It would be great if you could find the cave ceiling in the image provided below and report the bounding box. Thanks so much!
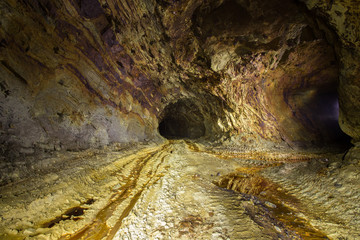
[0,0,359,154]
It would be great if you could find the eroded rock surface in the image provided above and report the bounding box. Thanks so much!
[1,0,360,239]
[299,0,360,141]
[1,0,356,158]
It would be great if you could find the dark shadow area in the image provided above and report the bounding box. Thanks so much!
[158,99,205,139]
[287,87,352,149]
[193,0,252,39]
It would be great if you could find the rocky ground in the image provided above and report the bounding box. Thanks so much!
[0,141,359,240]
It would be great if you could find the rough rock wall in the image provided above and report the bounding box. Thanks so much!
[0,0,163,154]
[165,0,348,148]
[298,0,360,143]
[0,0,230,156]
[0,0,355,156]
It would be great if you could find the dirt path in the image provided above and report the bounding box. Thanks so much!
[1,140,358,239]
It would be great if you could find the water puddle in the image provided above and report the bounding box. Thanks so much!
[41,199,96,228]
[214,172,329,239]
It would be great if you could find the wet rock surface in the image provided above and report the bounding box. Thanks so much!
[262,153,360,239]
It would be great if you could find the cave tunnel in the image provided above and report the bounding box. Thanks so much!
[298,88,351,146]
[1,0,360,239]
[158,99,206,139]
[284,84,352,149]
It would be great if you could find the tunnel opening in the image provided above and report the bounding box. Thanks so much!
[306,89,351,148]
[158,99,206,140]
[285,85,352,149]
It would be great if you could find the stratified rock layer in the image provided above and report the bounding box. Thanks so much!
[1,0,357,158]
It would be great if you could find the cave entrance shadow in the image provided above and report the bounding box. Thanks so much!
[158,99,205,140]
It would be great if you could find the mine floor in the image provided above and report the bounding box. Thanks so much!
[0,141,359,239]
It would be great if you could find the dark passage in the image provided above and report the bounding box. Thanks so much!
[158,99,205,139]
[285,86,352,149]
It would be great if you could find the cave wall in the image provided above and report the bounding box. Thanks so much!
[0,0,230,156]
[0,0,163,155]
[0,0,358,156]
[298,0,360,143]
[163,0,350,148]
